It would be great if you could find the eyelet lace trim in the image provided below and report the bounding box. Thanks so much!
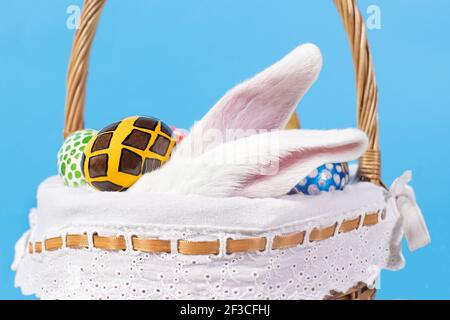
[28,211,383,256]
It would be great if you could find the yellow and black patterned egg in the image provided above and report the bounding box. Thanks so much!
[82,116,176,192]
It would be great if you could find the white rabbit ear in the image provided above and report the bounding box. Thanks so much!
[130,129,368,198]
[176,43,323,158]
[233,129,368,198]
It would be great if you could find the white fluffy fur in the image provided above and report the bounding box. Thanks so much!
[130,129,368,198]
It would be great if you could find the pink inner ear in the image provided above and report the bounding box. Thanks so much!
[197,75,313,153]
[237,143,361,196]
[209,76,302,131]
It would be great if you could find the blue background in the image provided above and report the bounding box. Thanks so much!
[0,0,449,300]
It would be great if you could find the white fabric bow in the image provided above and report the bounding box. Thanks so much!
[389,171,431,251]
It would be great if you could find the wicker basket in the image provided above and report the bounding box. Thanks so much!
[50,0,382,300]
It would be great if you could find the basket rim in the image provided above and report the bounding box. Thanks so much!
[28,210,382,256]
[33,175,387,235]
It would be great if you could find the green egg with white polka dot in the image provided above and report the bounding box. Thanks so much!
[57,129,98,187]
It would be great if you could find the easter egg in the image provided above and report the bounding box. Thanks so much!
[82,116,176,192]
[57,129,98,187]
[290,163,350,195]
[170,126,188,144]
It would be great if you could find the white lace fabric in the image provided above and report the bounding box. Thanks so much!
[15,205,404,300]
[13,172,430,300]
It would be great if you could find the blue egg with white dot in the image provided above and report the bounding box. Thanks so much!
[290,163,350,195]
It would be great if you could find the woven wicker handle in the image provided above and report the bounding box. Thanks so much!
[64,0,381,185]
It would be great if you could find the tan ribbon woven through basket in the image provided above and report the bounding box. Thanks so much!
[63,0,381,300]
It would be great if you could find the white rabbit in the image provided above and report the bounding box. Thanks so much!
[130,44,368,198]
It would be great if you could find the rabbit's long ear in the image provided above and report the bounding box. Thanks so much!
[232,129,368,198]
[130,129,368,198]
[176,43,323,158]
